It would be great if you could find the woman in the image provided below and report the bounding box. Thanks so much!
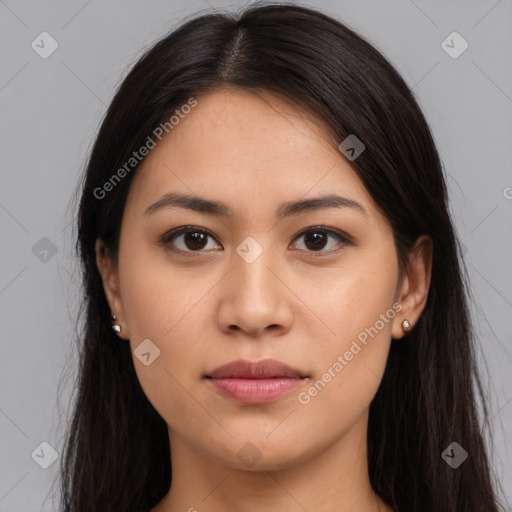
[60,3,504,511]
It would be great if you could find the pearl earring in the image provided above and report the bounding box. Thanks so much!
[111,314,122,334]
[401,319,412,333]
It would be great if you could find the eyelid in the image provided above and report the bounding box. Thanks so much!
[291,225,352,245]
[159,225,221,256]
[289,225,352,256]
[159,224,351,256]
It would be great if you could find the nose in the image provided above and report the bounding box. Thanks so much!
[216,241,294,338]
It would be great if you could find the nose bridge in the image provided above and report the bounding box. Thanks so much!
[218,232,292,335]
[232,233,280,301]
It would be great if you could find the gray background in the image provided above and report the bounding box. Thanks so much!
[1,0,511,509]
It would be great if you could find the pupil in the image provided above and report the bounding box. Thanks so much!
[306,231,327,251]
[185,232,207,250]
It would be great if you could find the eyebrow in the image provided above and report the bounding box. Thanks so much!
[143,192,367,220]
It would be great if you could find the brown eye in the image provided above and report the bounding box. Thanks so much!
[182,231,208,250]
[160,225,350,258]
[291,226,350,254]
[161,226,221,255]
[303,230,329,250]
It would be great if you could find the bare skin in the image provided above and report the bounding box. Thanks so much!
[96,87,432,512]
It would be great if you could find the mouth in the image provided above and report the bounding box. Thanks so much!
[204,358,309,404]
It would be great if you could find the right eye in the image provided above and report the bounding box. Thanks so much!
[159,226,222,256]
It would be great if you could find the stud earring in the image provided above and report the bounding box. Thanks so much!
[401,319,412,333]
[111,314,122,334]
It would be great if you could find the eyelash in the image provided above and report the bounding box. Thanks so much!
[159,225,352,258]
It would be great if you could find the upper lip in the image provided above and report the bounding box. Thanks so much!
[206,358,307,379]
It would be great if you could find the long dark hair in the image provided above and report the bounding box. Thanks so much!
[58,3,505,511]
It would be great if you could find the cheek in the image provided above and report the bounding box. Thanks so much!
[117,239,203,340]
[117,242,214,379]
[306,248,396,344]
[117,249,211,428]
[297,251,397,421]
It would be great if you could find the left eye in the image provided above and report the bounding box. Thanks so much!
[291,226,350,254]
[160,225,350,256]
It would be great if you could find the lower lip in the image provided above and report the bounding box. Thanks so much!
[207,377,305,404]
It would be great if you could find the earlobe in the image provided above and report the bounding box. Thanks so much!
[95,239,130,339]
[392,235,433,340]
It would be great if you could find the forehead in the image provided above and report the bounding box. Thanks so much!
[125,88,376,220]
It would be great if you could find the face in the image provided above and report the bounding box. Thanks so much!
[97,88,428,472]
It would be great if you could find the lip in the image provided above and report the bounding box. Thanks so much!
[205,358,309,404]
[207,358,307,379]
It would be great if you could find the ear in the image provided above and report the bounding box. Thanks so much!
[391,234,433,339]
[95,239,130,340]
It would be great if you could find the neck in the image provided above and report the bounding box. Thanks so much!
[152,410,393,512]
